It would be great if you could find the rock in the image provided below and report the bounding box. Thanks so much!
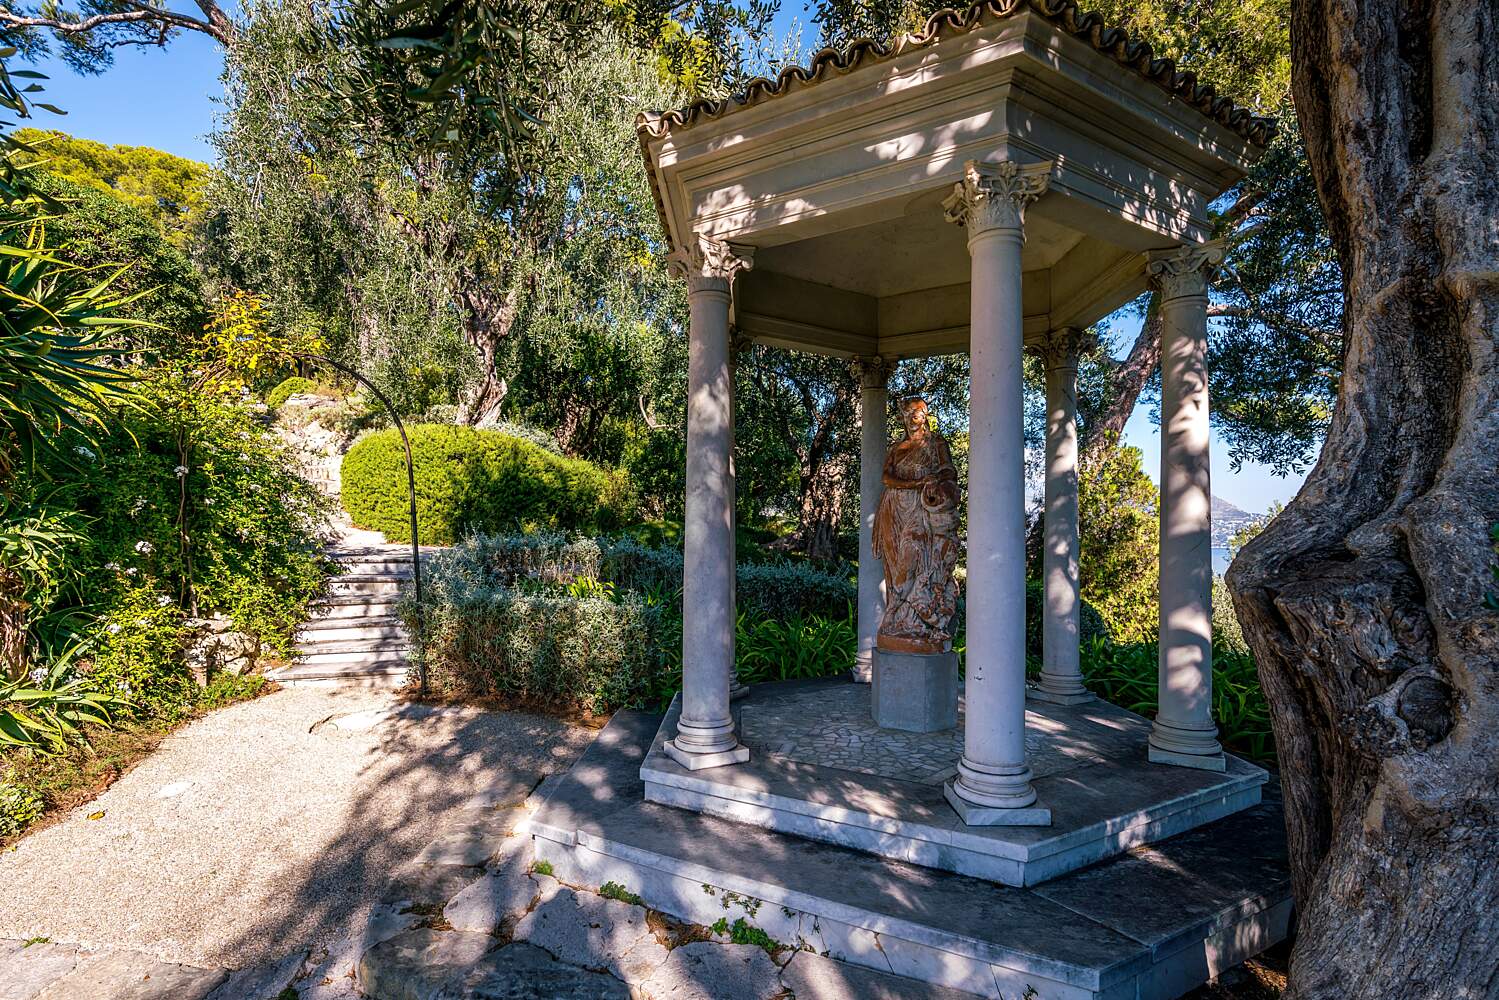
[32,949,227,1000]
[412,816,512,867]
[205,951,307,1000]
[0,941,84,1000]
[639,942,783,1000]
[381,864,482,908]
[444,868,540,934]
[779,950,982,1000]
[511,886,668,985]
[456,943,632,999]
[357,929,494,1000]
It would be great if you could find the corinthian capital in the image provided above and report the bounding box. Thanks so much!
[943,159,1054,236]
[667,235,754,293]
[1032,327,1086,371]
[1145,240,1226,300]
[849,355,893,389]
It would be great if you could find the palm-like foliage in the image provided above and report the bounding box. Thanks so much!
[0,49,140,485]
[0,638,123,753]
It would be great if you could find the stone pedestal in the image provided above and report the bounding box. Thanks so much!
[871,649,958,733]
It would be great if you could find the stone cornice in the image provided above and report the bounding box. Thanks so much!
[637,2,1276,148]
[1145,240,1226,300]
[668,236,755,293]
[943,160,1053,235]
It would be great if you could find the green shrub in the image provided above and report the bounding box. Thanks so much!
[421,588,663,713]
[1079,634,1274,762]
[32,365,335,716]
[1079,439,1160,643]
[265,376,314,409]
[1022,578,1111,658]
[341,426,638,545]
[0,781,43,839]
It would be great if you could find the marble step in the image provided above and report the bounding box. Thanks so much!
[297,616,407,644]
[298,639,410,661]
[330,575,409,598]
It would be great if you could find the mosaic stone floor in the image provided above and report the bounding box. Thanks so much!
[738,684,1108,785]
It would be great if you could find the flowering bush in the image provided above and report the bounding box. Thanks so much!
[33,363,335,713]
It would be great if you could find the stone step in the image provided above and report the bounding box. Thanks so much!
[269,661,410,688]
[298,640,410,662]
[297,616,408,644]
[312,598,402,619]
[527,706,1294,1000]
[330,576,408,598]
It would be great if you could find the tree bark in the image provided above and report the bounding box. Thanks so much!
[1226,2,1499,997]
[1081,295,1161,463]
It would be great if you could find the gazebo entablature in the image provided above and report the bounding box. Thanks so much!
[640,4,1266,362]
[643,1,1272,833]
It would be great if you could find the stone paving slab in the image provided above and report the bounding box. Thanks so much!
[456,943,632,1000]
[639,942,782,1000]
[1032,787,1291,958]
[0,942,84,1000]
[781,950,985,1000]
[525,711,659,846]
[443,867,543,934]
[29,948,226,1000]
[204,951,307,1000]
[358,929,495,1000]
[512,880,669,984]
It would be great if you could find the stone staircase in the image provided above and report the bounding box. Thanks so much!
[269,545,420,688]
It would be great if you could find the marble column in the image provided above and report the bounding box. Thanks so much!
[941,159,1053,826]
[851,356,891,684]
[665,235,753,771]
[728,336,749,701]
[1147,240,1226,772]
[1029,327,1092,705]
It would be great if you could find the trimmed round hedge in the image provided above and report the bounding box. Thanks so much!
[266,376,314,409]
[341,425,637,545]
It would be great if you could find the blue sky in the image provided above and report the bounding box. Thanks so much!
[19,26,1308,516]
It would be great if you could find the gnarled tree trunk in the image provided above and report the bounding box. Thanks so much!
[1226,3,1499,997]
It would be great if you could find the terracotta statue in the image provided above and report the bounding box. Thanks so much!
[873,398,961,654]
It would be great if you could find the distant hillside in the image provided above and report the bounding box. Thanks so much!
[1211,495,1263,549]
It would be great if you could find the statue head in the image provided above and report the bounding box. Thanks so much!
[900,397,931,437]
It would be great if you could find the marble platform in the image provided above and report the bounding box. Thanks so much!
[526,697,1292,1000]
[639,679,1267,887]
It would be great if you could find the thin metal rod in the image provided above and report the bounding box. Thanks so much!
[295,353,426,693]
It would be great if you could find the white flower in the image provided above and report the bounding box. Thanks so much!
[155,595,172,607]
[134,540,154,555]
[239,452,250,461]
[124,567,138,577]
[104,562,121,571]
[107,623,122,634]
[114,680,132,695]
[174,465,189,478]
[28,667,47,684]
[131,499,147,514]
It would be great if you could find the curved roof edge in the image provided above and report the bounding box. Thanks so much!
[638,0,1277,148]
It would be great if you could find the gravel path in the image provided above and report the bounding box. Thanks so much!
[0,687,592,971]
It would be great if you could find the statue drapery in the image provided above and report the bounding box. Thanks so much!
[872,398,961,654]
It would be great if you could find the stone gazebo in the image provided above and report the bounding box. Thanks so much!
[529,6,1291,998]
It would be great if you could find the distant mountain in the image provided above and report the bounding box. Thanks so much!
[1211,495,1263,549]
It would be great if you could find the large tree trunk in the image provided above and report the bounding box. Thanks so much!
[1081,296,1161,463]
[455,285,517,427]
[1226,3,1499,997]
